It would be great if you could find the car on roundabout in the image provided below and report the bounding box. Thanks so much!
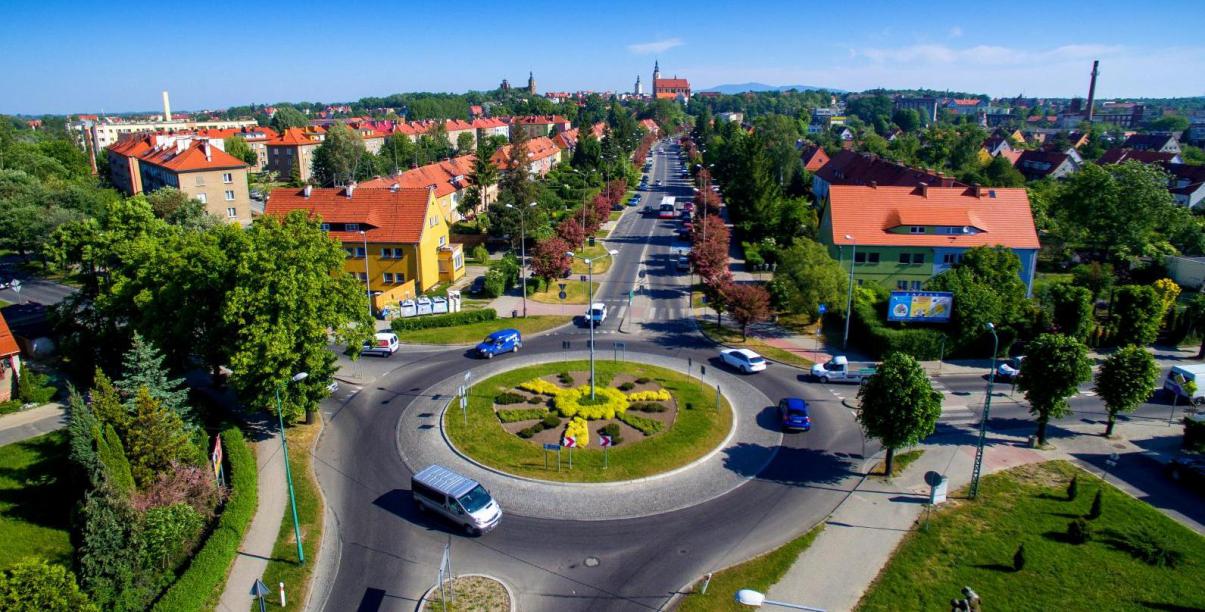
[721,348,767,373]
[475,328,522,358]
[778,397,812,432]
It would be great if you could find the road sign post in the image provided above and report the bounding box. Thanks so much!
[599,434,613,469]
[250,579,270,612]
[715,382,721,411]
[458,386,467,426]
[543,443,559,470]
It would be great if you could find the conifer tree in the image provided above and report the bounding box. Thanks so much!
[124,389,191,488]
[116,334,191,425]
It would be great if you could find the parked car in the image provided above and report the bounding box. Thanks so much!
[721,348,767,373]
[996,356,1023,382]
[476,329,522,358]
[1165,453,1205,493]
[778,397,812,432]
[412,465,502,535]
[1164,364,1205,405]
[587,302,608,326]
[361,332,400,357]
[676,255,690,271]
[654,179,662,187]
[810,356,876,383]
[468,275,486,296]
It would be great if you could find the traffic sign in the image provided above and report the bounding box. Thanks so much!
[559,291,567,300]
[598,435,613,447]
[818,303,827,314]
[562,435,577,448]
[250,579,271,597]
[543,443,560,451]
[558,282,567,291]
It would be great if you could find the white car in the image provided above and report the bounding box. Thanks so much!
[587,302,608,326]
[361,332,400,357]
[721,348,767,373]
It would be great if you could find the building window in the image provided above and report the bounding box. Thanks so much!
[912,253,925,264]
[354,247,366,258]
[453,252,463,270]
[854,252,866,264]
[196,193,207,204]
[429,216,437,228]
[909,226,924,233]
[911,281,923,290]
[438,236,446,247]
[867,252,880,264]
[320,223,330,231]
[225,190,235,201]
[346,223,360,231]
[344,247,355,257]
[382,273,394,284]
[226,207,237,218]
[899,253,911,264]
[222,172,233,183]
[195,175,204,186]
[897,280,909,290]
[358,272,368,281]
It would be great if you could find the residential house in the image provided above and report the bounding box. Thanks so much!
[1187,114,1205,146]
[1097,148,1182,165]
[1122,133,1180,154]
[818,184,1040,295]
[800,145,829,172]
[359,155,492,222]
[1165,163,1205,209]
[491,136,561,176]
[981,134,1014,157]
[265,185,464,308]
[1015,150,1081,181]
[639,118,661,135]
[945,98,986,116]
[894,96,939,123]
[811,150,964,203]
[0,311,20,403]
[108,133,252,223]
[715,112,743,124]
[552,128,580,156]
[232,126,278,171]
[472,117,511,142]
[265,127,323,183]
[510,115,572,139]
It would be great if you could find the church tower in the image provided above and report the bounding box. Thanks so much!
[634,75,643,96]
[653,60,661,84]
[527,71,536,95]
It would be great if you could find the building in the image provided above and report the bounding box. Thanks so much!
[551,128,579,155]
[652,61,691,102]
[1097,148,1182,165]
[800,145,830,172]
[70,91,258,153]
[490,136,561,176]
[265,185,464,306]
[472,117,511,142]
[811,150,964,203]
[633,75,643,97]
[528,72,537,95]
[0,311,20,403]
[510,115,571,139]
[1121,133,1180,154]
[638,118,660,135]
[1166,256,1205,290]
[819,184,1040,294]
[265,127,323,183]
[359,155,492,222]
[894,96,939,123]
[1015,150,1081,181]
[1091,102,1145,128]
[1165,163,1205,209]
[716,112,744,124]
[945,98,986,116]
[108,133,252,223]
[1187,114,1205,146]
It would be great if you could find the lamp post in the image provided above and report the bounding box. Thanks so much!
[505,202,537,317]
[274,371,309,565]
[735,588,825,611]
[970,322,999,499]
[568,248,618,400]
[358,230,372,319]
[842,234,856,350]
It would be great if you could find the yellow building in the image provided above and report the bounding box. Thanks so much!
[265,184,465,311]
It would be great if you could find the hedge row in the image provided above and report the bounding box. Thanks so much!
[152,427,257,612]
[618,412,663,435]
[850,297,946,360]
[390,308,497,332]
[497,408,548,423]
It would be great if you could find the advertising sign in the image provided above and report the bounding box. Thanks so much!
[887,291,953,322]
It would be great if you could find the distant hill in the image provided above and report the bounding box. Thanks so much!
[699,82,845,94]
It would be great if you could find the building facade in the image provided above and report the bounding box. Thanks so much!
[265,128,322,183]
[108,133,252,223]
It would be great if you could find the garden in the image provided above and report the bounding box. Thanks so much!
[444,360,731,482]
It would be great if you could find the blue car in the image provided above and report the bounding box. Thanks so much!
[778,397,812,432]
[476,329,522,359]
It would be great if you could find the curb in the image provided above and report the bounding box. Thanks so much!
[690,309,814,372]
[303,413,340,612]
[391,318,578,349]
[416,574,516,612]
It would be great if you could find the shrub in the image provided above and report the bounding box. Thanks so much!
[618,382,635,391]
[517,426,539,439]
[1067,518,1092,544]
[0,400,20,415]
[482,268,508,298]
[557,372,573,384]
[564,417,590,447]
[598,423,623,446]
[541,413,561,428]
[555,386,629,420]
[519,379,563,396]
[619,412,663,435]
[627,389,671,402]
[390,308,497,332]
[17,370,57,404]
[851,296,947,359]
[1116,528,1183,567]
[1066,475,1079,501]
[631,402,667,413]
[496,408,547,423]
[470,244,489,264]
[1086,490,1102,520]
[526,395,544,405]
[152,428,256,612]
[635,377,650,384]
[493,392,527,405]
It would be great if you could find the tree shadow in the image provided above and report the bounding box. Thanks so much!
[0,434,72,532]
[1138,603,1203,611]
[723,443,857,487]
[971,563,1016,573]
[1040,530,1079,544]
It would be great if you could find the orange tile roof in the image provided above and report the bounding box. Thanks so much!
[471,117,508,129]
[827,185,1039,250]
[0,311,18,357]
[264,186,433,244]
[490,137,559,170]
[655,78,690,89]
[139,139,248,172]
[268,127,322,147]
[359,155,477,198]
[109,134,154,158]
[552,128,579,150]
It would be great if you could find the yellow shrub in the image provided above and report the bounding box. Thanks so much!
[554,386,629,420]
[627,389,671,402]
[564,417,590,447]
[519,378,563,396]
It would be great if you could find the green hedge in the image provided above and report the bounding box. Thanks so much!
[851,297,947,360]
[390,308,497,332]
[496,408,549,423]
[618,412,663,435]
[152,427,257,612]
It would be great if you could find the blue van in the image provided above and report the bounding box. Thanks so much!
[476,329,522,358]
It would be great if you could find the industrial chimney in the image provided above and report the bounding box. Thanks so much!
[162,90,172,122]
[1085,61,1099,123]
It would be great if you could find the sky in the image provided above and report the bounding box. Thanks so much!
[2,0,1203,115]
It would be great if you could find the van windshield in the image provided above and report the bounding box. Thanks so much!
[457,485,492,513]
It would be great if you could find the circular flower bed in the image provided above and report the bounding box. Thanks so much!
[553,386,629,420]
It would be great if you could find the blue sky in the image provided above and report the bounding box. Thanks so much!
[1,0,1202,114]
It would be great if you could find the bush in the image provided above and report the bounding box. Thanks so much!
[1067,475,1079,501]
[851,296,947,359]
[152,428,256,612]
[599,423,623,446]
[627,389,671,402]
[0,400,21,415]
[519,379,563,396]
[555,386,629,420]
[630,402,666,413]
[493,392,527,405]
[526,395,544,404]
[557,372,572,384]
[390,308,497,332]
[541,413,561,428]
[564,417,589,447]
[1067,518,1092,544]
[635,377,650,384]
[17,370,57,404]
[1086,490,1102,520]
[1116,528,1184,567]
[471,244,490,264]
[496,408,547,423]
[617,382,635,391]
[517,426,540,438]
[482,268,508,298]
[618,412,663,435]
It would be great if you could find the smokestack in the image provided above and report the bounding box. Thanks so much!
[162,90,172,122]
[1085,60,1099,123]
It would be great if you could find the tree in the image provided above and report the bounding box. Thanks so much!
[124,388,192,488]
[1017,333,1092,445]
[0,560,98,612]
[927,246,1029,353]
[137,503,204,575]
[223,136,257,166]
[726,282,772,340]
[223,211,373,422]
[498,124,535,209]
[462,152,498,226]
[555,217,586,249]
[769,238,847,321]
[456,131,475,154]
[77,490,143,610]
[116,333,190,424]
[856,352,943,475]
[530,237,570,284]
[1051,162,1180,263]
[145,188,197,219]
[1095,345,1159,436]
[1045,283,1093,342]
[1114,285,1163,346]
[690,214,730,282]
[95,424,135,497]
[1186,293,1205,359]
[892,108,921,132]
[982,154,1026,187]
[311,123,367,187]
[1148,115,1189,133]
[269,106,308,132]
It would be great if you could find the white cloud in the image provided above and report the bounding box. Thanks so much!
[854,43,1124,67]
[948,26,963,38]
[627,38,684,55]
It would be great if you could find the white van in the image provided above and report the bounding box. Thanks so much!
[1164,364,1205,405]
[361,332,399,357]
[411,465,502,535]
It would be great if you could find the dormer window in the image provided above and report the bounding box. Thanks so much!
[909,226,924,234]
[345,223,360,231]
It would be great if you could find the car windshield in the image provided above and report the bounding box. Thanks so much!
[457,485,491,513]
[483,335,501,344]
[748,356,765,364]
[787,408,808,417]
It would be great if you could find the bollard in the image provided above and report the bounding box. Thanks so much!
[279,582,286,607]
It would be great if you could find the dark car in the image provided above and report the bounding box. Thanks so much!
[468,275,486,296]
[778,397,812,432]
[1166,454,1205,493]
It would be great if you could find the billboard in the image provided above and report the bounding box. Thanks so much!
[887,291,953,322]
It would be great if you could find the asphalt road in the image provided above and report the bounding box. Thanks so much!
[314,141,873,611]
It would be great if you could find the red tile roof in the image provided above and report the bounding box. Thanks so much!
[1122,133,1178,151]
[801,145,830,172]
[0,311,18,357]
[139,139,248,172]
[264,186,433,244]
[109,134,154,158]
[815,150,963,189]
[359,155,476,198]
[490,137,560,170]
[471,117,508,130]
[1098,148,1179,165]
[511,115,571,126]
[552,128,579,151]
[268,127,322,147]
[828,185,1039,249]
[655,78,690,89]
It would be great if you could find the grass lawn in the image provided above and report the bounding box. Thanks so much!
[698,321,815,370]
[1033,272,1074,295]
[678,524,824,611]
[261,420,324,612]
[608,210,623,222]
[530,280,599,305]
[0,299,10,309]
[858,461,1205,611]
[0,432,73,570]
[445,360,732,483]
[869,449,924,478]
[392,316,571,345]
[569,244,613,275]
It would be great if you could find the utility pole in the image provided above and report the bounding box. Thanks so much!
[969,323,999,499]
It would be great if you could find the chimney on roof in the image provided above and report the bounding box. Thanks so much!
[918,182,929,197]
[346,183,356,199]
[303,185,312,198]
[162,90,171,122]
[869,181,877,189]
[972,183,983,198]
[202,141,212,162]
[390,183,399,192]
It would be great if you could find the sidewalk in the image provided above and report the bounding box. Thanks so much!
[0,402,67,446]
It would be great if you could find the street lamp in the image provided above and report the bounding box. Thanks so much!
[505,202,538,317]
[567,248,618,400]
[842,234,856,350]
[970,322,1000,499]
[735,588,826,611]
[358,230,372,319]
[274,371,309,565]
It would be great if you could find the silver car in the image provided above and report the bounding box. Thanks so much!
[412,465,502,535]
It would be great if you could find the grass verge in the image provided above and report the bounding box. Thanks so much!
[421,575,510,611]
[392,316,571,345]
[870,449,924,478]
[445,360,732,483]
[698,321,816,370]
[529,280,599,305]
[858,460,1205,610]
[0,432,72,570]
[259,420,323,612]
[569,244,613,275]
[678,523,825,611]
